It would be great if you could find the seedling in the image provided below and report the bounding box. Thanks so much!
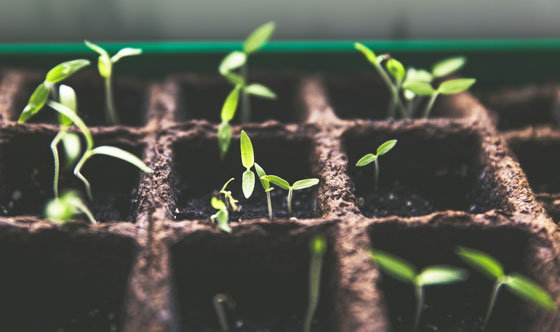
[457,246,556,329]
[369,249,468,329]
[260,175,319,214]
[219,178,239,212]
[355,139,397,190]
[303,234,327,332]
[210,196,232,233]
[219,22,277,123]
[255,163,273,218]
[45,190,96,224]
[85,40,142,125]
[19,59,90,122]
[240,130,256,199]
[213,293,236,332]
[218,86,241,158]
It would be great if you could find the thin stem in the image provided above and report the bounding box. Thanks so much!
[413,285,424,330]
[483,280,504,330]
[104,75,119,125]
[266,190,273,219]
[213,294,235,332]
[74,151,94,200]
[287,187,293,214]
[373,62,409,118]
[240,63,250,123]
[387,81,402,118]
[374,158,379,191]
[50,131,66,198]
[72,199,97,224]
[422,92,439,118]
[303,249,324,332]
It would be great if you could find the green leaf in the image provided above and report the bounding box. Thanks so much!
[417,266,469,286]
[254,163,270,190]
[58,84,77,127]
[386,58,405,82]
[403,81,435,96]
[245,84,277,99]
[111,47,142,63]
[310,234,327,255]
[240,130,254,169]
[211,196,227,210]
[224,72,245,86]
[404,68,433,84]
[89,146,153,174]
[432,56,466,78]
[215,209,231,233]
[219,51,247,75]
[84,40,109,57]
[97,55,112,78]
[45,59,90,84]
[292,178,320,190]
[221,86,241,122]
[244,21,276,54]
[261,175,290,190]
[242,169,255,199]
[63,191,97,224]
[19,83,50,122]
[369,250,416,284]
[377,140,397,156]
[456,246,504,279]
[45,197,74,223]
[354,42,377,64]
[356,153,377,167]
[504,274,557,311]
[61,132,82,166]
[218,122,232,159]
[438,78,476,95]
[47,101,94,150]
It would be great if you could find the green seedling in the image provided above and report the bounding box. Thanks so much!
[369,249,468,329]
[220,178,239,212]
[255,163,273,218]
[355,139,397,190]
[303,234,327,332]
[261,175,319,214]
[218,85,241,158]
[213,293,236,332]
[210,196,231,233]
[457,246,556,329]
[85,40,142,125]
[219,22,277,123]
[45,190,96,224]
[240,130,256,199]
[19,59,90,122]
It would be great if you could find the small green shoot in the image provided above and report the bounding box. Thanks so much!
[219,22,277,123]
[303,234,327,332]
[255,163,273,218]
[213,293,236,332]
[45,191,97,224]
[210,196,231,233]
[240,130,255,199]
[457,246,556,329]
[218,85,241,158]
[18,59,90,122]
[355,140,397,191]
[220,178,239,212]
[369,249,468,329]
[261,175,319,214]
[85,40,142,125]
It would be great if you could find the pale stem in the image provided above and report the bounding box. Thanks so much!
[266,190,273,219]
[374,158,380,191]
[387,81,402,118]
[240,63,250,123]
[72,199,97,224]
[50,131,66,198]
[74,151,94,200]
[483,280,504,330]
[303,248,324,332]
[287,187,293,214]
[373,62,409,118]
[105,75,119,125]
[413,285,424,330]
[213,294,235,332]
[422,92,439,119]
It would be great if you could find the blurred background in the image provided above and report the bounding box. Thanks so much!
[1,0,559,42]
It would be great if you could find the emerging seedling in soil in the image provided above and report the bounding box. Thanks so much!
[219,22,277,123]
[457,246,556,329]
[45,190,96,224]
[355,139,397,190]
[85,40,142,125]
[218,85,241,158]
[240,130,256,199]
[369,249,468,329]
[213,293,236,332]
[303,234,327,332]
[255,163,274,218]
[220,178,239,212]
[260,175,319,214]
[211,196,232,233]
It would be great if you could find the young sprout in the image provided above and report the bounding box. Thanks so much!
[457,246,556,329]
[303,234,327,332]
[45,190,97,224]
[210,196,232,233]
[18,59,90,122]
[240,130,255,199]
[355,139,397,191]
[260,175,319,214]
[213,293,236,332]
[220,178,239,212]
[369,249,468,329]
[255,163,273,219]
[85,40,142,125]
[218,85,241,159]
[219,22,277,123]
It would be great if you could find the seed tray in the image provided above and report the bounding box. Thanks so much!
[0,65,559,332]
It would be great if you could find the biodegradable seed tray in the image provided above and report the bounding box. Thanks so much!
[0,64,559,332]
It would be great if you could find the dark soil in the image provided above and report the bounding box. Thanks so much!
[508,138,560,193]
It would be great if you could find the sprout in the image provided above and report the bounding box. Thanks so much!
[218,86,241,159]
[18,59,90,122]
[255,163,273,219]
[213,293,236,332]
[45,190,97,224]
[240,130,256,199]
[210,196,231,233]
[85,40,142,125]
[219,22,277,124]
[260,175,319,214]
[457,246,556,329]
[219,178,239,212]
[303,234,327,332]
[355,139,397,191]
[370,249,468,329]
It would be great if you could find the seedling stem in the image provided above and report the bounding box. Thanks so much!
[261,175,319,214]
[213,293,236,332]
[240,63,251,123]
[355,140,397,191]
[303,234,327,332]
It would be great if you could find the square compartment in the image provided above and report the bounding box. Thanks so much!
[170,224,337,332]
[342,127,502,217]
[171,132,319,220]
[0,128,147,222]
[368,222,554,332]
[0,225,137,332]
[174,74,304,123]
